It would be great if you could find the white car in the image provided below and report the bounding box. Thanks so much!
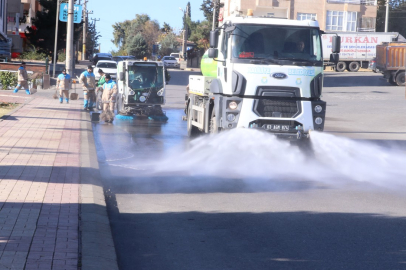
[170,53,184,65]
[94,60,117,80]
[162,56,179,68]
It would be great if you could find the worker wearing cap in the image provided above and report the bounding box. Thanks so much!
[56,68,72,104]
[100,74,117,123]
[79,65,96,111]
[13,62,31,95]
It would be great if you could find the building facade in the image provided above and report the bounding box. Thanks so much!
[220,0,377,32]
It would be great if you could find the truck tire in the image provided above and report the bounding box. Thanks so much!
[187,104,200,137]
[348,61,360,72]
[395,71,405,86]
[209,109,220,134]
[335,62,346,72]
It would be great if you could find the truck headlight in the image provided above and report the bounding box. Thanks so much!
[228,101,238,110]
[227,113,236,122]
[314,105,322,113]
[139,96,146,102]
[157,88,164,96]
[129,90,135,95]
[315,117,323,125]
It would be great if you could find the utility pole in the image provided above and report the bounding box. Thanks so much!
[66,0,74,76]
[91,18,100,55]
[212,0,217,31]
[385,0,389,32]
[53,0,60,78]
[82,0,87,60]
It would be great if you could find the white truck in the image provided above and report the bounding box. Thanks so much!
[116,60,168,118]
[186,15,340,140]
[322,32,402,72]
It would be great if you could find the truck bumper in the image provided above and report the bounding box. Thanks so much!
[218,96,326,138]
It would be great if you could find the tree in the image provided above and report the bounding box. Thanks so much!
[25,0,82,56]
[189,20,211,51]
[161,22,172,33]
[86,21,101,56]
[183,2,192,39]
[376,0,406,37]
[159,33,179,56]
[126,33,148,58]
[200,0,221,29]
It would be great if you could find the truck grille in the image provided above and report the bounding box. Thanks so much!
[256,100,300,118]
[253,86,301,118]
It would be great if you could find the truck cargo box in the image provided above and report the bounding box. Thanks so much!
[376,42,406,71]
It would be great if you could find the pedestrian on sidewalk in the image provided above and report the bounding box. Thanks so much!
[56,68,72,103]
[79,65,96,111]
[100,74,117,123]
[13,62,31,95]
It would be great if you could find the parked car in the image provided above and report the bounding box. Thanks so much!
[112,55,136,63]
[162,56,179,68]
[92,53,113,65]
[94,60,117,80]
[368,57,377,73]
[170,52,184,66]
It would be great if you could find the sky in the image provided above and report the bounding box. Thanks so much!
[86,0,206,53]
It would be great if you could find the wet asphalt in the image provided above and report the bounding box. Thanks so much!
[92,70,406,270]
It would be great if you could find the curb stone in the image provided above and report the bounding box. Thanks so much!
[80,111,119,270]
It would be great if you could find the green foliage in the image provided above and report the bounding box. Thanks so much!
[109,49,128,57]
[0,72,18,90]
[376,0,406,37]
[25,0,82,56]
[161,22,172,33]
[126,33,148,58]
[86,21,101,55]
[200,0,221,29]
[112,14,161,57]
[18,46,47,60]
[159,33,179,56]
[58,51,66,62]
[189,20,211,51]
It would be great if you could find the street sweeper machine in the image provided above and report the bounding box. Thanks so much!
[116,60,168,120]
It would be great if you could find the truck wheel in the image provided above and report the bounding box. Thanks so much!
[209,109,220,134]
[187,104,200,137]
[348,62,360,72]
[335,62,346,72]
[395,72,405,86]
[96,91,103,111]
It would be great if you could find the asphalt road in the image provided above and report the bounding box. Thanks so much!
[93,69,406,270]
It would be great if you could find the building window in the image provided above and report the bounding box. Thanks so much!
[358,17,376,31]
[326,11,358,31]
[297,13,316,21]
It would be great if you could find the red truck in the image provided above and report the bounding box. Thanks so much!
[376,42,406,86]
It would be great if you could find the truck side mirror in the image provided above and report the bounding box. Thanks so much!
[119,72,124,81]
[210,30,219,48]
[330,53,339,63]
[208,48,218,59]
[332,36,341,53]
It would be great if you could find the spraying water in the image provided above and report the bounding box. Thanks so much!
[154,129,406,190]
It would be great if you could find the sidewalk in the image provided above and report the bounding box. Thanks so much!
[0,90,118,270]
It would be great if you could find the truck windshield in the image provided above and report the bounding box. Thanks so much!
[128,64,164,91]
[231,24,322,65]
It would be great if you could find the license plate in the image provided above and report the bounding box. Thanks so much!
[264,124,290,131]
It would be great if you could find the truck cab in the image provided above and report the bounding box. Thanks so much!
[187,16,340,140]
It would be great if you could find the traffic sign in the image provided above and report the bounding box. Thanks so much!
[59,3,82,23]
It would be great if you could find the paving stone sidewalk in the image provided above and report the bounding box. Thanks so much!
[0,91,118,270]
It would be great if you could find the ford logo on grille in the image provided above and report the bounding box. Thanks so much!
[271,73,288,79]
